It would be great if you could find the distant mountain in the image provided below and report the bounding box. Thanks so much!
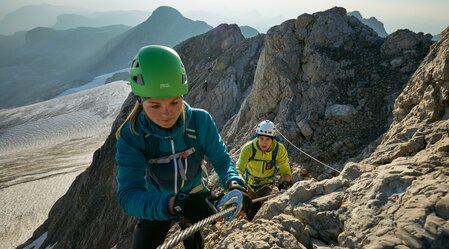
[240,25,259,38]
[72,6,212,81]
[0,3,88,35]
[0,5,214,109]
[433,34,441,41]
[53,10,150,30]
[348,10,388,37]
[0,31,26,59]
[0,25,130,108]
[184,9,286,33]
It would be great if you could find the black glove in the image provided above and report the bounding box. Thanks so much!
[227,180,253,214]
[277,180,293,190]
[173,191,218,224]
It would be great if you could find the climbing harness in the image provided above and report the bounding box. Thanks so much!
[143,110,208,193]
[148,147,196,164]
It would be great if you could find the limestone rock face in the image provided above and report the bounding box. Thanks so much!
[180,24,264,129]
[222,7,432,179]
[235,26,448,249]
[335,28,449,248]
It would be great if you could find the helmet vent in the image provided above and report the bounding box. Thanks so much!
[132,59,140,68]
[134,74,144,85]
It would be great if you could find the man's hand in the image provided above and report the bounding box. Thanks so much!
[277,180,293,190]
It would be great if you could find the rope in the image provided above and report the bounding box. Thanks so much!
[275,126,341,174]
[252,192,280,203]
[157,206,236,249]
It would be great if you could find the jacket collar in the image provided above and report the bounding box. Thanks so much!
[138,100,193,139]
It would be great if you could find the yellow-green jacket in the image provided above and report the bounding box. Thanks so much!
[236,138,291,186]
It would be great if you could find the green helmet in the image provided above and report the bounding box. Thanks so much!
[129,45,188,98]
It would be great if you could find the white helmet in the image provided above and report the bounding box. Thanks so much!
[256,120,276,137]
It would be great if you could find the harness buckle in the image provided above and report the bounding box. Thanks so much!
[181,151,187,159]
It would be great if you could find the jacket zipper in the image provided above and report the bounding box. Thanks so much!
[262,151,265,174]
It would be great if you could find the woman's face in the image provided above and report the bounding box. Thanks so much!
[258,136,273,151]
[142,96,183,129]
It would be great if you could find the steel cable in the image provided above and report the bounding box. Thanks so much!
[157,206,236,249]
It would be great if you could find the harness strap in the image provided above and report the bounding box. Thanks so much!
[177,158,188,181]
[148,147,196,164]
[245,167,278,185]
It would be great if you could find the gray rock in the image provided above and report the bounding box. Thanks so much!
[298,119,314,137]
[435,194,449,219]
[325,104,357,122]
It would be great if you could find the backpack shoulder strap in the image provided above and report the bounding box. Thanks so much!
[272,141,279,163]
[184,110,202,151]
[249,141,257,162]
[184,110,208,180]
[142,132,159,161]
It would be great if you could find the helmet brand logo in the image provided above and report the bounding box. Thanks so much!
[160,83,170,88]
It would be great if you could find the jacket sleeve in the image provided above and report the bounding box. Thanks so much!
[115,122,173,221]
[236,142,252,177]
[276,143,292,176]
[196,109,245,188]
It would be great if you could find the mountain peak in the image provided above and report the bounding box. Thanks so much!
[151,6,182,18]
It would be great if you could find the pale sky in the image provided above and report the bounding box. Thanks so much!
[1,0,448,34]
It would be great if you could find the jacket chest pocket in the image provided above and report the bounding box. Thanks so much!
[264,160,274,170]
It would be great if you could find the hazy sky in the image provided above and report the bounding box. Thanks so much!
[1,0,448,34]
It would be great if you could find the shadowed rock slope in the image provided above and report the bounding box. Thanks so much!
[180,24,264,129]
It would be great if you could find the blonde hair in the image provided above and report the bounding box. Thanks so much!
[116,100,186,139]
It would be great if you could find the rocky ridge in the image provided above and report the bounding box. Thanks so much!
[348,11,388,37]
[180,24,264,129]
[214,26,448,248]
[19,7,447,249]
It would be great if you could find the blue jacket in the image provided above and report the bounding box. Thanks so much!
[116,101,243,221]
